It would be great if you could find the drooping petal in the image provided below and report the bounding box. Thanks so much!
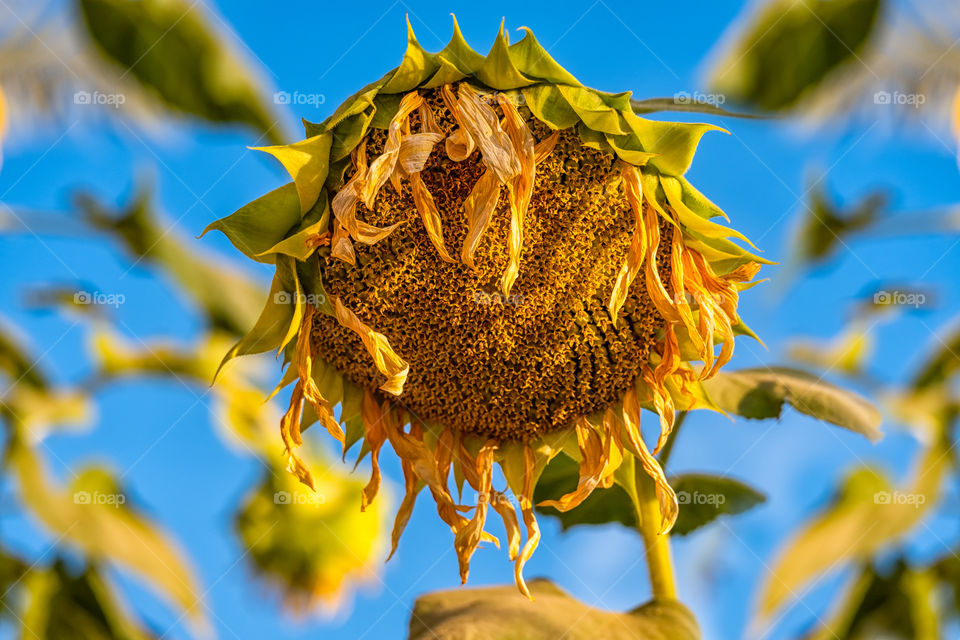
[460,170,501,270]
[454,440,497,583]
[608,165,648,321]
[534,131,560,165]
[360,390,388,510]
[514,444,541,601]
[447,83,520,184]
[490,491,521,561]
[496,94,536,296]
[363,91,423,208]
[621,388,678,534]
[536,420,612,512]
[333,298,409,396]
[410,172,456,262]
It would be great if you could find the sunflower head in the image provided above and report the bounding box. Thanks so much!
[206,17,769,598]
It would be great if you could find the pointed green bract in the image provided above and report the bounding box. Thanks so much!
[509,27,581,86]
[476,20,532,90]
[202,183,301,262]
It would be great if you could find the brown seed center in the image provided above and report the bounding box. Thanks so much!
[311,92,670,439]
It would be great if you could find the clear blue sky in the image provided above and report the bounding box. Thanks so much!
[2,1,959,638]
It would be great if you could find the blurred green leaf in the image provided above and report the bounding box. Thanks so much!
[78,0,283,143]
[793,183,887,269]
[710,0,884,112]
[533,453,637,530]
[704,367,882,441]
[630,97,764,119]
[911,325,960,391]
[75,180,265,337]
[408,579,700,640]
[19,559,158,640]
[755,444,949,623]
[8,438,209,633]
[671,474,766,536]
[788,324,874,377]
[234,451,388,612]
[803,560,940,640]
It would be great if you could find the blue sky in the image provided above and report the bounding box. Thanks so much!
[2,1,959,638]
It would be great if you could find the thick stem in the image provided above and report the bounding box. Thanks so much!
[635,462,677,601]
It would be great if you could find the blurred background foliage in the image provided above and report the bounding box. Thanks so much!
[0,0,958,638]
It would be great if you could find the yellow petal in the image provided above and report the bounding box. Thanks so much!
[330,221,356,264]
[490,491,522,561]
[460,170,501,270]
[445,126,476,161]
[621,388,678,533]
[333,297,409,396]
[411,172,456,262]
[398,132,444,174]
[514,444,540,601]
[497,94,536,296]
[360,390,388,510]
[451,83,520,184]
[536,420,611,512]
[608,165,647,321]
[363,91,423,208]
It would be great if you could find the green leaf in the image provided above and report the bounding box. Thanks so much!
[671,474,766,536]
[709,0,883,112]
[703,367,883,441]
[409,579,700,640]
[533,454,637,530]
[78,181,265,337]
[755,444,949,623]
[9,439,209,633]
[475,20,532,90]
[381,17,439,94]
[200,182,302,263]
[509,27,580,86]
[625,115,726,176]
[792,181,887,269]
[78,0,282,143]
[19,560,158,640]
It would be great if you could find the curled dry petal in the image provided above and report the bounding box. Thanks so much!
[449,83,520,184]
[621,388,678,533]
[460,170,501,270]
[363,92,423,208]
[360,390,388,510]
[399,132,444,174]
[333,297,409,396]
[514,444,541,601]
[445,127,475,161]
[497,94,536,296]
[537,420,612,512]
[411,172,456,262]
[608,165,648,321]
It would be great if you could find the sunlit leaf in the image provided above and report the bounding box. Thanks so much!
[791,182,887,270]
[409,579,700,640]
[78,0,283,143]
[8,438,209,633]
[76,181,265,336]
[234,450,388,613]
[671,474,766,537]
[704,367,882,441]
[709,0,884,112]
[19,560,158,640]
[755,444,949,623]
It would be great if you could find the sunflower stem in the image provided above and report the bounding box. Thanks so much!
[635,462,677,601]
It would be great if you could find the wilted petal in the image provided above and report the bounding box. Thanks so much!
[363,92,423,208]
[411,173,455,262]
[450,83,520,184]
[460,170,501,270]
[333,297,409,396]
[399,132,444,174]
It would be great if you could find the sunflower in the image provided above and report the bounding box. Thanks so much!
[205,18,769,599]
